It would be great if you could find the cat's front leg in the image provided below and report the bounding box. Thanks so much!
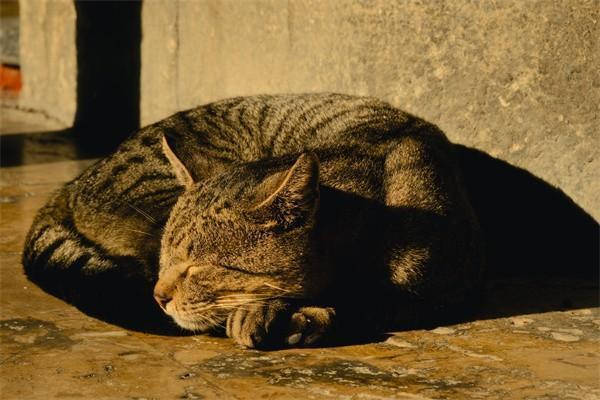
[226,300,290,349]
[226,302,336,349]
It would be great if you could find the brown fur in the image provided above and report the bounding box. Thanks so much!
[23,93,484,348]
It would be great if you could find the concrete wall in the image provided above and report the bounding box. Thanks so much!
[142,0,598,219]
[18,0,76,124]
[16,0,599,219]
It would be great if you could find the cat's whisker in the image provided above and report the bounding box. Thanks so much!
[210,318,226,329]
[125,201,157,224]
[214,302,257,309]
[217,293,267,298]
[220,292,283,299]
[214,300,265,308]
[262,282,290,293]
[122,228,156,237]
[216,299,271,307]
[215,297,268,304]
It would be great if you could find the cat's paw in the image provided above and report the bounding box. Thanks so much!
[226,301,287,349]
[286,306,336,347]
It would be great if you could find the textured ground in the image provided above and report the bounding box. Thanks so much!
[1,110,598,399]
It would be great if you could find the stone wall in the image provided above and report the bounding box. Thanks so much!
[16,0,599,219]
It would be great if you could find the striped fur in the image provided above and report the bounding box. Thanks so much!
[23,93,484,343]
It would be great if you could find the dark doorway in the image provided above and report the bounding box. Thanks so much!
[72,0,142,153]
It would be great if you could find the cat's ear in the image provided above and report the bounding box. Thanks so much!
[249,152,320,230]
[162,133,195,188]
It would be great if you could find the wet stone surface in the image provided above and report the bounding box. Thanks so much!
[0,318,76,350]
[1,114,598,399]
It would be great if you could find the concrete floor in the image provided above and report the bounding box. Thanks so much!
[1,110,598,399]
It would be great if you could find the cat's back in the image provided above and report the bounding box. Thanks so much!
[72,93,451,217]
[74,92,407,191]
[171,93,414,161]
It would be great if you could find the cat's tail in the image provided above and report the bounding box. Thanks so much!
[22,189,170,332]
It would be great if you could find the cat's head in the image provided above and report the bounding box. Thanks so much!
[154,134,320,331]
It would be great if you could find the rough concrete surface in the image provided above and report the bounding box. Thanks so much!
[1,105,599,400]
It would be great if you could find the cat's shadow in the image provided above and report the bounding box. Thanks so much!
[455,144,598,321]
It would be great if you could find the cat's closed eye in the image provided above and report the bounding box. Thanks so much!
[218,263,272,276]
[219,264,250,274]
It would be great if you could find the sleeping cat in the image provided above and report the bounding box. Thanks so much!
[23,93,484,348]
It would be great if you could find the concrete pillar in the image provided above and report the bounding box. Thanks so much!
[140,0,179,126]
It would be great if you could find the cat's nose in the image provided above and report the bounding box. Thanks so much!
[153,290,172,310]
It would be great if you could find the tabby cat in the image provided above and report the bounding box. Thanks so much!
[23,93,484,348]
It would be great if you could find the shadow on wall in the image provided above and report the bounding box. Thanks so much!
[456,144,598,280]
[455,145,599,322]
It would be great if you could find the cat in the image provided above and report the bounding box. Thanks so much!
[23,93,484,348]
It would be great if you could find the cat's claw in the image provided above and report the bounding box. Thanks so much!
[286,306,335,347]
